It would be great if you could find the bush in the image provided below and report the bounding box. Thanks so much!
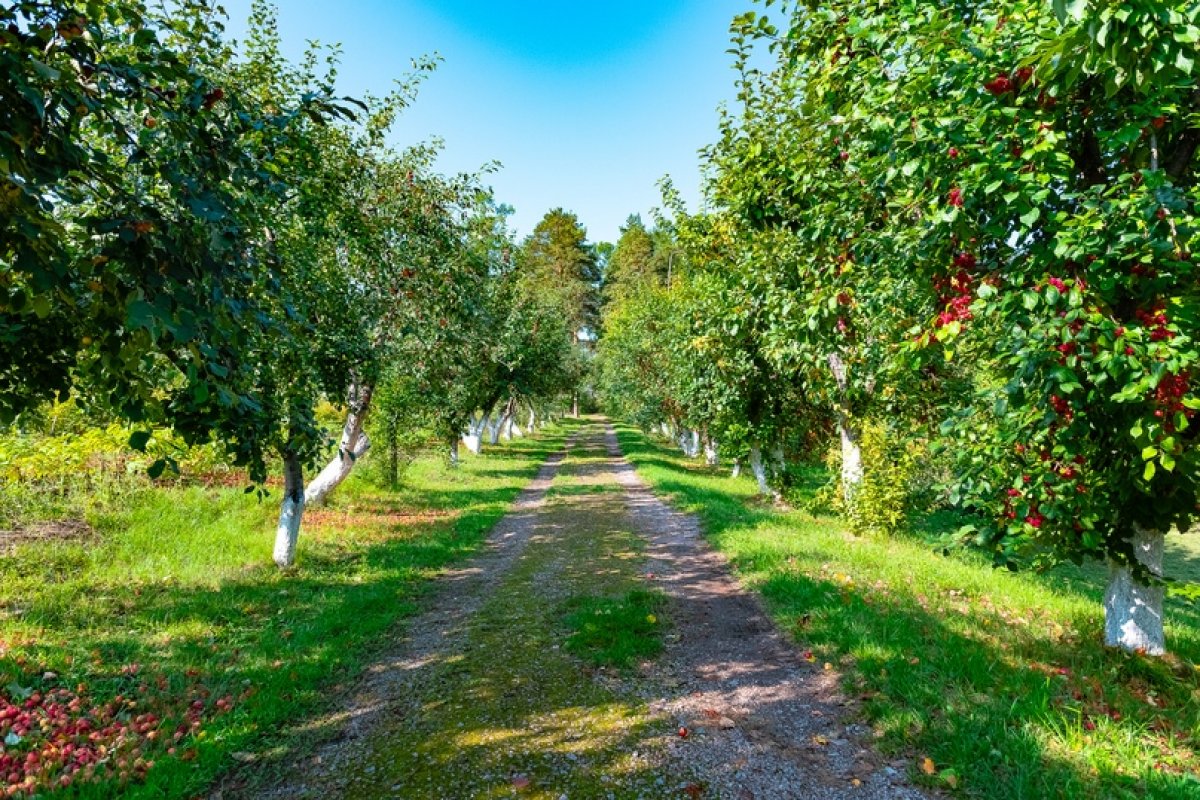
[829,419,926,537]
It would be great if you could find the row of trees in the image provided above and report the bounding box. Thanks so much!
[598,0,1200,656]
[2,1,590,567]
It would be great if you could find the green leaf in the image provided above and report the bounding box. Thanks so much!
[129,430,152,451]
[1144,461,1157,481]
[1020,207,1041,227]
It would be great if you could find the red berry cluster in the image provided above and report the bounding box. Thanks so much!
[1153,372,1193,432]
[1136,304,1176,342]
[948,187,964,207]
[983,66,1033,96]
[1049,393,1073,421]
[934,268,974,328]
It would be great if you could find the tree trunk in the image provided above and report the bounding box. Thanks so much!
[448,438,460,468]
[837,415,863,506]
[304,382,373,506]
[572,393,579,418]
[732,459,742,478]
[704,436,719,467]
[1104,525,1166,655]
[528,407,537,432]
[489,413,507,445]
[827,352,863,506]
[273,451,305,568]
[660,421,671,439]
[749,444,770,495]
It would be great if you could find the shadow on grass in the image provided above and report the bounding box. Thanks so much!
[615,424,1200,800]
[0,428,569,800]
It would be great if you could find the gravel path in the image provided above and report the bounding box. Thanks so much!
[605,424,930,800]
[227,422,931,799]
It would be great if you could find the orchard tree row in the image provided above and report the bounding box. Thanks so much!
[598,0,1200,656]
[1,1,588,567]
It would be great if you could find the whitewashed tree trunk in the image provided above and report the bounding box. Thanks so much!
[837,416,863,505]
[489,412,507,445]
[462,432,482,455]
[273,452,305,568]
[732,460,742,478]
[704,436,719,467]
[572,393,579,417]
[528,407,537,432]
[305,382,373,506]
[827,352,864,506]
[448,439,460,468]
[749,444,770,495]
[1104,525,1166,655]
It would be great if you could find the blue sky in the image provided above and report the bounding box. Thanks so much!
[220,0,747,244]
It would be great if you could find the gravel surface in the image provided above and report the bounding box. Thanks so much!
[223,422,932,799]
[606,424,931,800]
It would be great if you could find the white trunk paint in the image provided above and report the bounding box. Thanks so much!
[731,460,742,478]
[837,416,863,506]
[704,437,719,467]
[448,439,460,467]
[771,443,786,472]
[1104,525,1166,655]
[304,382,373,506]
[489,413,508,445]
[528,408,537,431]
[749,444,770,495]
[273,452,305,568]
[827,352,863,506]
[462,433,482,455]
[660,422,671,438]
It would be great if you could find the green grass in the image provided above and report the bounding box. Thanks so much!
[0,426,568,799]
[615,423,1200,800]
[338,422,683,799]
[562,589,667,669]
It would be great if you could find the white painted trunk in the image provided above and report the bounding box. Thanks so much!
[660,422,671,438]
[731,460,742,478]
[448,439,460,467]
[528,408,536,431]
[704,437,719,467]
[273,452,305,568]
[838,416,863,506]
[749,444,770,495]
[1104,525,1166,655]
[489,413,508,445]
[462,433,482,455]
[304,382,373,506]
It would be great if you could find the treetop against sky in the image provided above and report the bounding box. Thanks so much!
[221,0,745,243]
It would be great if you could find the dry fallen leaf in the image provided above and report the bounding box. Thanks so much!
[921,757,936,775]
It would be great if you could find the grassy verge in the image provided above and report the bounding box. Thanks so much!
[0,426,567,799]
[616,423,1200,800]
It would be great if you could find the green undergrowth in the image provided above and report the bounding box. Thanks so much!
[0,424,569,799]
[562,589,667,670]
[616,423,1200,800]
[340,422,681,799]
